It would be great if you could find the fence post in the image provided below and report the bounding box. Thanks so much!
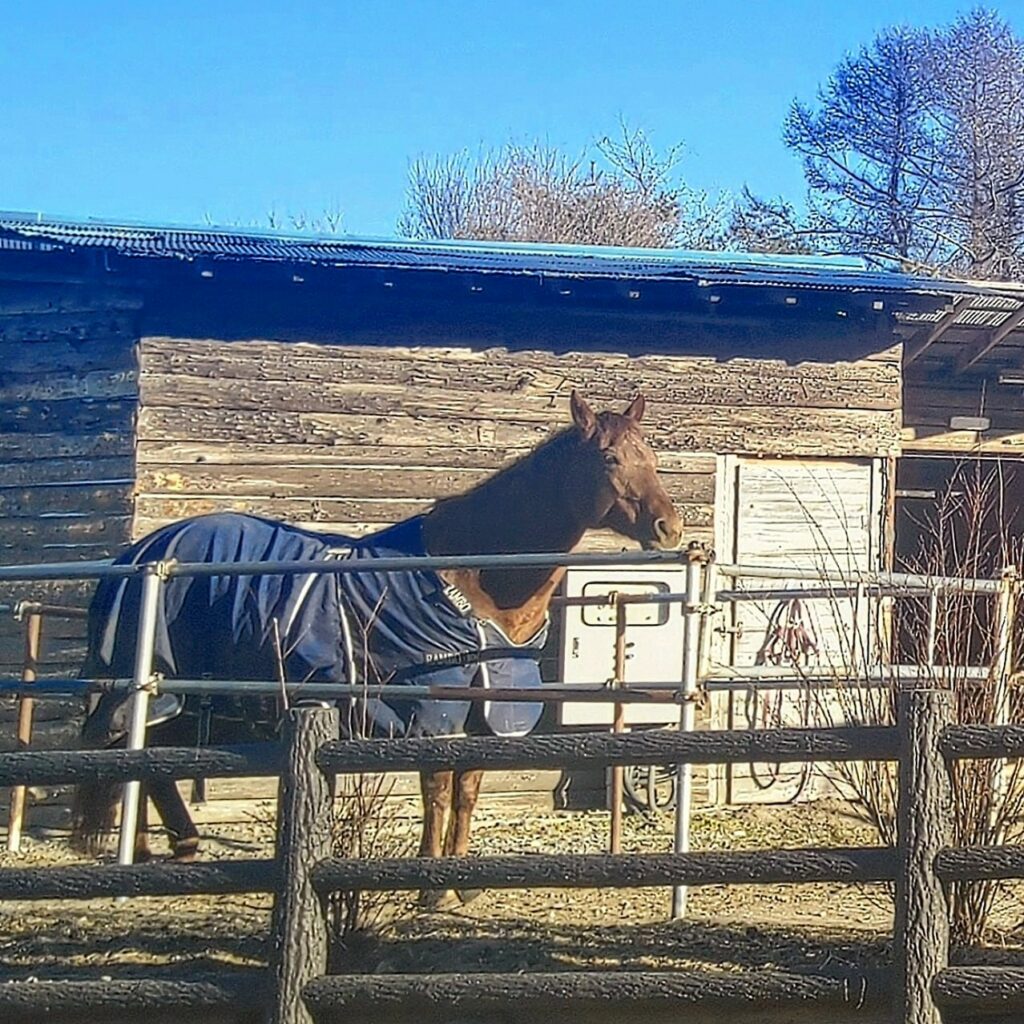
[269,705,339,1024]
[6,607,43,853]
[894,682,952,1024]
[116,562,164,867]
[990,566,1017,827]
[609,594,627,855]
[671,544,705,919]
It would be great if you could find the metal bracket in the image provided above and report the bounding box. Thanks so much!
[675,687,709,709]
[685,602,719,616]
[146,559,177,581]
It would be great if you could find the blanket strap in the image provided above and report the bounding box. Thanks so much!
[388,646,540,683]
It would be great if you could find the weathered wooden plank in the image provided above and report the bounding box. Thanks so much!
[0,697,81,724]
[135,461,716,503]
[0,367,138,404]
[0,482,134,517]
[0,514,132,550]
[134,437,712,473]
[0,430,133,462]
[904,401,1024,432]
[0,397,135,434]
[138,405,552,449]
[132,517,713,550]
[131,517,715,554]
[135,439,715,477]
[942,724,1024,760]
[140,403,897,457]
[131,498,430,534]
[140,336,901,410]
[0,634,87,666]
[935,844,1024,881]
[139,369,899,421]
[0,717,81,753]
[0,336,136,374]
[0,578,99,604]
[0,309,138,344]
[136,464,483,499]
[0,455,134,488]
[900,426,1024,455]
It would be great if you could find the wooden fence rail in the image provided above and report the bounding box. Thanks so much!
[0,743,282,787]
[4,694,1024,1023]
[316,723,899,773]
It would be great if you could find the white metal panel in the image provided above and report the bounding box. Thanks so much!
[559,567,685,727]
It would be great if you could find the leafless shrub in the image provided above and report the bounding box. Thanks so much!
[398,121,730,249]
[734,460,1023,945]
[326,771,416,966]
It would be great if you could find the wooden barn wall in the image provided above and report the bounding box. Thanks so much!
[0,283,140,750]
[133,336,903,551]
[903,357,1024,455]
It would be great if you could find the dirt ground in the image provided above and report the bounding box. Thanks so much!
[1,801,1023,981]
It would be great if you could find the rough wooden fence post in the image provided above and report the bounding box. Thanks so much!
[269,706,339,1024]
[894,683,952,1024]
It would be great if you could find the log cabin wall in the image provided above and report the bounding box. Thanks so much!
[132,335,904,552]
[0,283,141,749]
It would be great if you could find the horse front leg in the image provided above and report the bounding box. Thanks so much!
[418,770,457,909]
[147,776,201,861]
[445,768,485,905]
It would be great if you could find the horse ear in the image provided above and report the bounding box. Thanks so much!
[570,390,598,438]
[623,393,646,423]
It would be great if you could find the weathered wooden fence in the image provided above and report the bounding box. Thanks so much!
[3,697,1024,1023]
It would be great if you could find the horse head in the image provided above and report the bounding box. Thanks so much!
[567,390,683,551]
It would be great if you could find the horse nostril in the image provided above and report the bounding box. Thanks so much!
[653,516,682,548]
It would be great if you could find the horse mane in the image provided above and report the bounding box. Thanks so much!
[437,409,638,507]
[423,410,641,559]
[446,426,578,502]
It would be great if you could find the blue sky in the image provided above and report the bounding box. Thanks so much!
[1,1,1019,238]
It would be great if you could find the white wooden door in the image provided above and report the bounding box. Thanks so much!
[716,457,884,803]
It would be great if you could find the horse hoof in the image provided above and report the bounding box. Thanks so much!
[457,888,484,905]
[172,837,200,862]
[418,889,461,912]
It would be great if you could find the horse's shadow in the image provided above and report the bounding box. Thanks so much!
[336,912,894,976]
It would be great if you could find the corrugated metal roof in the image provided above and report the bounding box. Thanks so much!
[0,210,1000,299]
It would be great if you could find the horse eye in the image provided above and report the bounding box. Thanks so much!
[603,453,620,467]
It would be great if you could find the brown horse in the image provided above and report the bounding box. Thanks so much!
[72,391,682,896]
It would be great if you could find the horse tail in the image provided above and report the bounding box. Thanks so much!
[70,677,126,856]
[69,780,120,855]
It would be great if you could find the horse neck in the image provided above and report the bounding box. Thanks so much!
[422,432,593,621]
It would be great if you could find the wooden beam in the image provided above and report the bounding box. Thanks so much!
[904,298,966,364]
[956,301,1024,373]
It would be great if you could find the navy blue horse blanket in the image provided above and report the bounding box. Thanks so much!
[84,513,547,742]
